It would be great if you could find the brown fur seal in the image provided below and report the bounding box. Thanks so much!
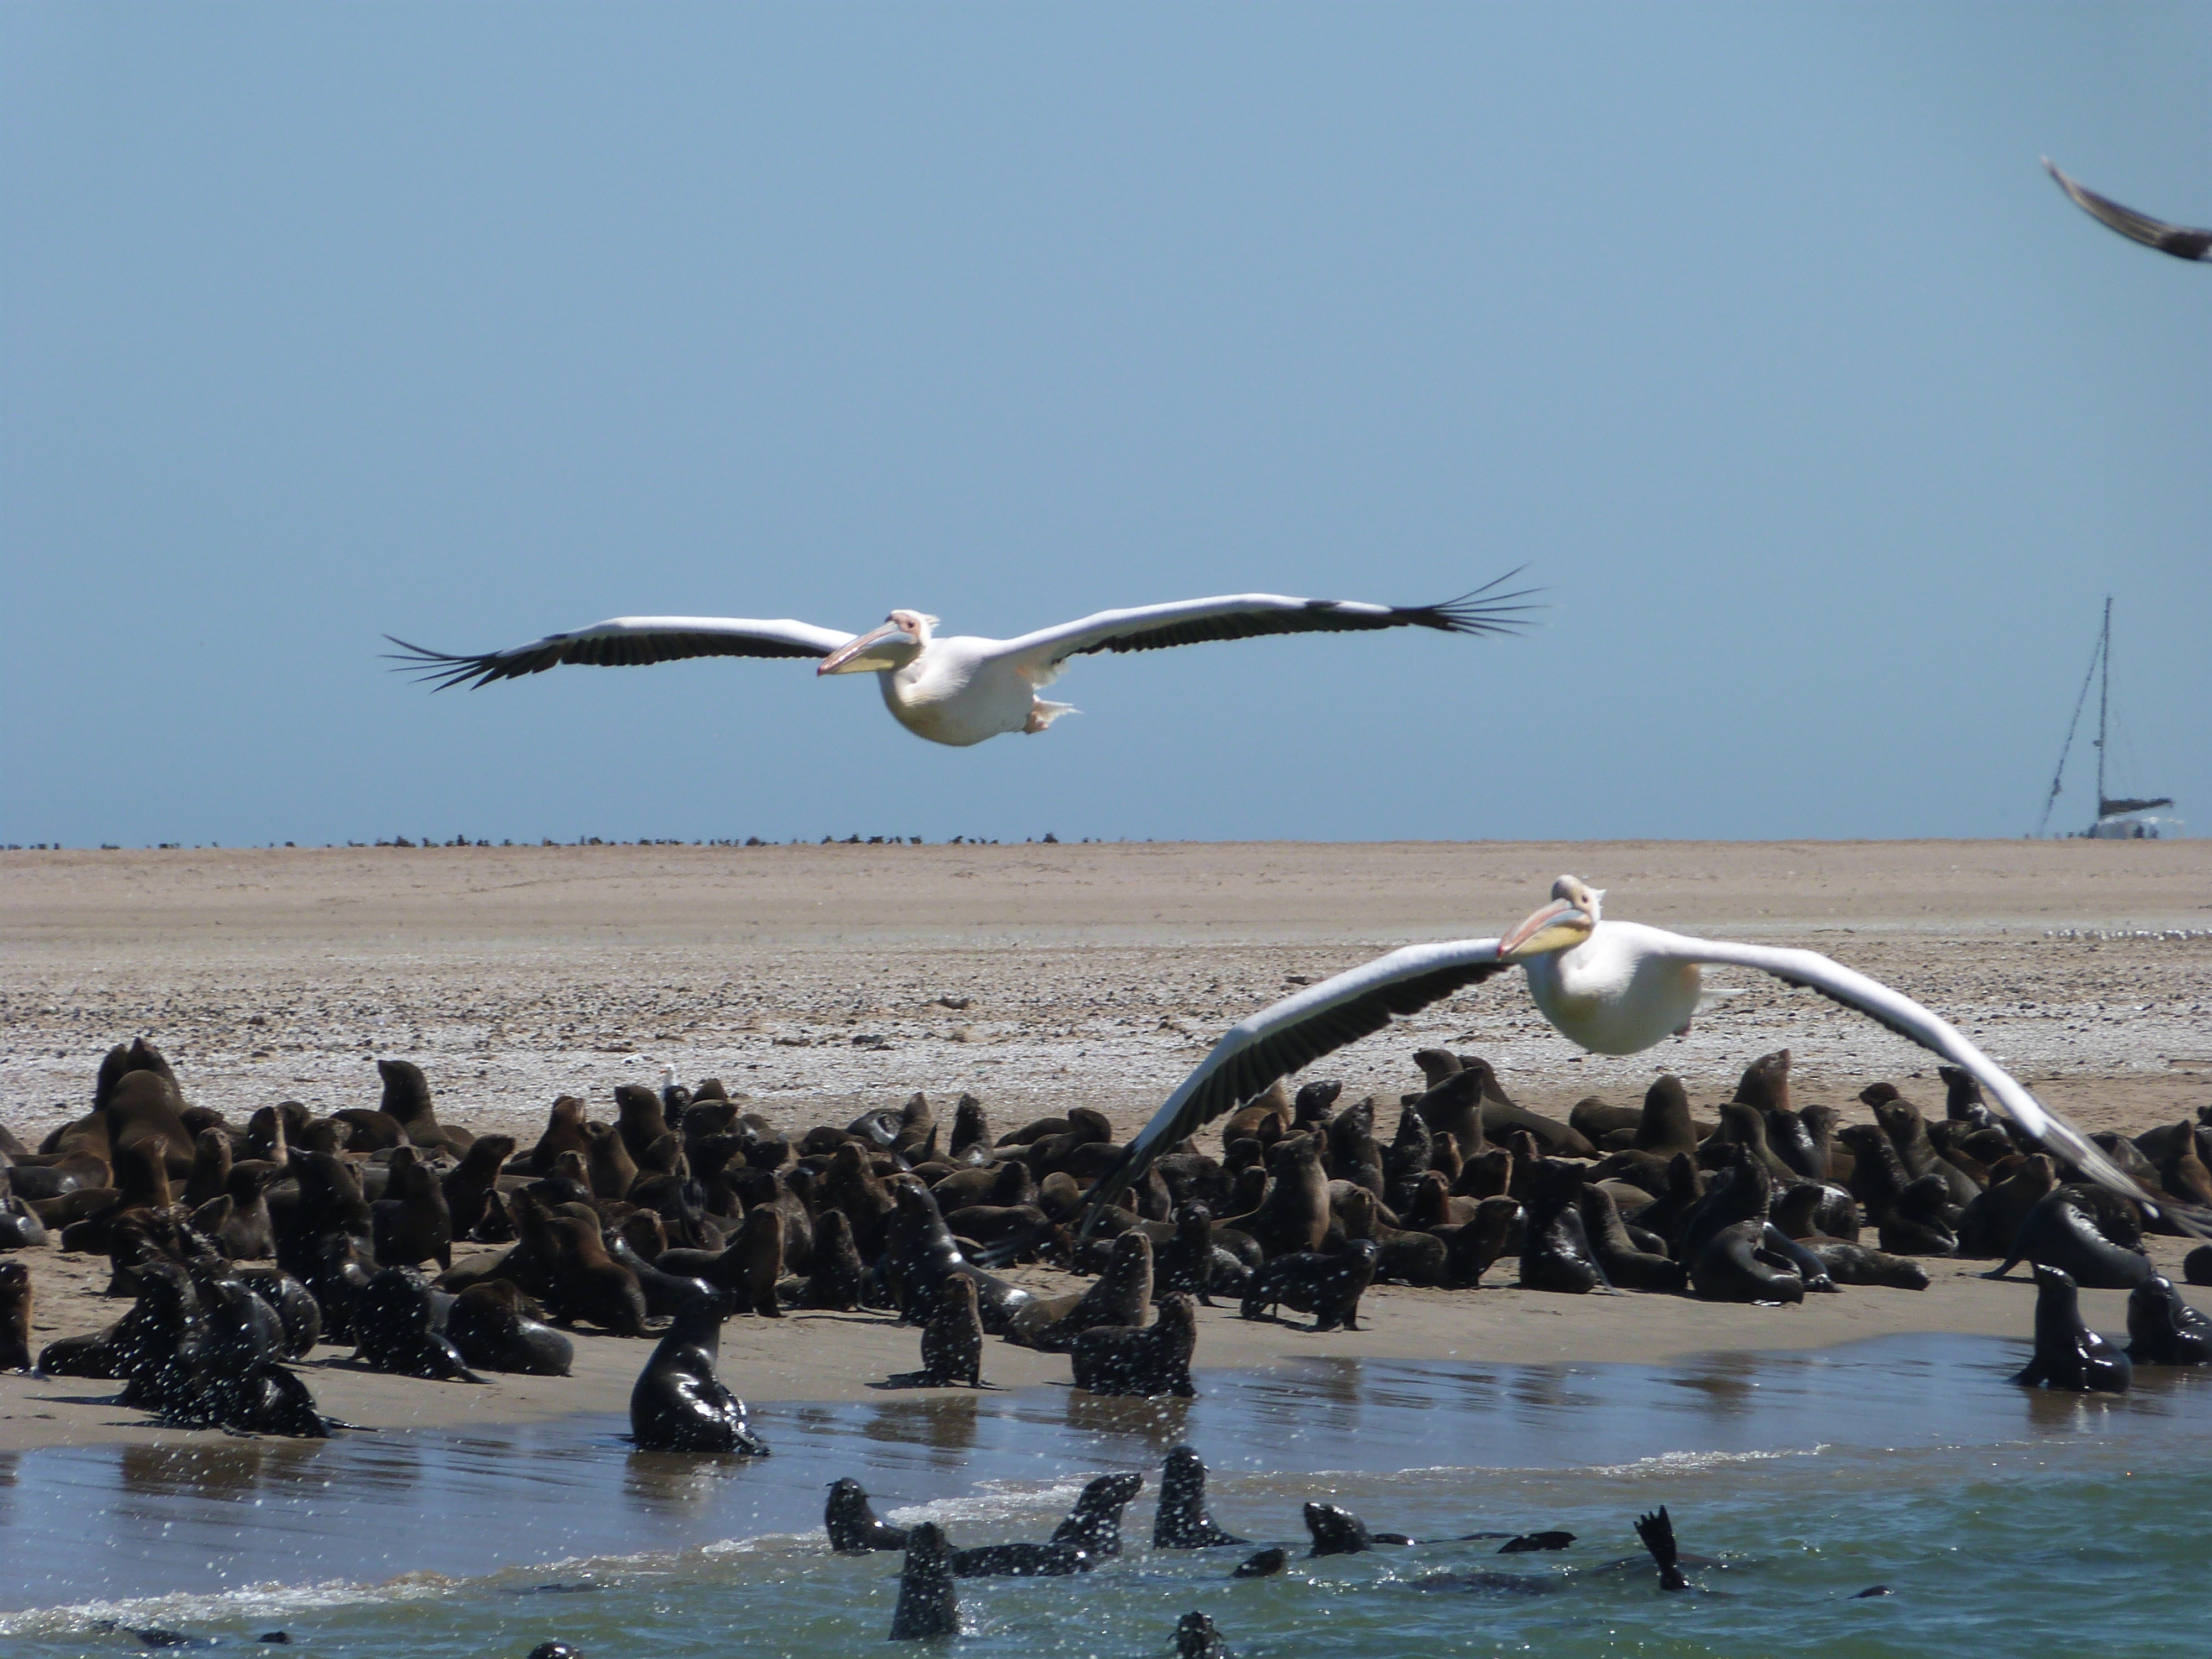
[2125,1276,2211,1365]
[1070,1293,1198,1397]
[917,1274,987,1386]
[371,1145,453,1269]
[1240,1240,1376,1331]
[1176,1611,1225,1659]
[523,1096,594,1174]
[1154,1446,1247,1548]
[1633,1075,1701,1159]
[448,1280,574,1375]
[1011,1231,1151,1350]
[1689,1220,1805,1304]
[889,1522,959,1639]
[1235,1135,1329,1260]
[0,1261,30,1371]
[2186,1244,2212,1287]
[1051,1471,1146,1557]
[1303,1501,1413,1554]
[1519,1160,1605,1294]
[374,1058,471,1154]
[629,1289,770,1453]
[1993,1188,2151,1289]
[440,1135,515,1239]
[786,1209,868,1311]
[1808,1240,1929,1290]
[826,1478,910,1551]
[2013,1263,2130,1392]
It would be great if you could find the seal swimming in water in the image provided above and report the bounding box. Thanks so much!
[889,1522,960,1640]
[2013,1263,2130,1392]
[1175,1611,1225,1659]
[825,1478,909,1552]
[1070,1293,1198,1397]
[1232,1547,1286,1578]
[1634,1506,1691,1591]
[1154,1446,1248,1548]
[1049,1471,1146,1558]
[1303,1502,1413,1554]
[629,1290,771,1453]
[949,1542,1094,1577]
[2125,1275,2211,1365]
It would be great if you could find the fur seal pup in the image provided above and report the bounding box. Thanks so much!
[448,1280,574,1376]
[1689,1220,1805,1305]
[371,1146,453,1270]
[825,1478,910,1551]
[889,1522,961,1639]
[1154,1446,1248,1548]
[1635,1506,1691,1591]
[1808,1240,1929,1290]
[786,1209,868,1311]
[2013,1263,2130,1392]
[1519,1161,1605,1294]
[1993,1188,2152,1289]
[1155,1204,1224,1306]
[353,1266,486,1382]
[1577,1183,1685,1292]
[628,1290,770,1454]
[1071,1294,1198,1398]
[948,1541,1094,1578]
[2125,1276,2211,1365]
[1176,1611,1225,1659]
[917,1275,988,1387]
[1050,1471,1146,1558]
[1303,1503,1413,1554]
[0,1261,30,1371]
[1240,1240,1377,1331]
[1233,1547,1286,1578]
[442,1135,517,1240]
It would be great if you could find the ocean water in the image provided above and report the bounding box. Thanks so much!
[1,1334,2204,1658]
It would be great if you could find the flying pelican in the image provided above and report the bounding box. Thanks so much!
[2044,158,2211,262]
[387,575,1534,748]
[1082,875,2204,1235]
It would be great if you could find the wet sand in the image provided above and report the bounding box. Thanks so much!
[3,840,2208,1453]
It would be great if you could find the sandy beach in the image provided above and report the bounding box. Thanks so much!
[3,838,2207,1452]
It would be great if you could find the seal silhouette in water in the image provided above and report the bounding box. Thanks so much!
[1232,1547,1285,1578]
[1303,1502,1413,1556]
[888,1523,959,1639]
[629,1289,771,1453]
[824,1478,909,1552]
[1154,1447,1247,1548]
[1635,1506,1691,1590]
[2013,1263,2130,1393]
[1175,1610,1226,1658]
[1050,1471,1145,1558]
[2125,1276,2211,1366]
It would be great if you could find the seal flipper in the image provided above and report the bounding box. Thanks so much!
[1634,1505,1691,1592]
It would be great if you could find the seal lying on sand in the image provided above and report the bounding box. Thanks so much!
[889,1522,960,1640]
[2012,1263,2130,1393]
[1154,1446,1248,1548]
[2125,1276,2211,1365]
[629,1290,770,1453]
[1303,1502,1413,1555]
[825,1478,909,1552]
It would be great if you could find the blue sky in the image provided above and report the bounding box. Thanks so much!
[4,3,2205,847]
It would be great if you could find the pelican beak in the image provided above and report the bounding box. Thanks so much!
[1500,898,1593,961]
[817,620,917,676]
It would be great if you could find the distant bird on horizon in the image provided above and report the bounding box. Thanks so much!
[2043,159,2211,262]
[388,574,1534,748]
[1079,874,2208,1239]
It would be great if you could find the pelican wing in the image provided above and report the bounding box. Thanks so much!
[2044,159,2212,262]
[994,572,1535,684]
[1647,930,2204,1232]
[1080,940,1509,1228]
[385,616,855,690]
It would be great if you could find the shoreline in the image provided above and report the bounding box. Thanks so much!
[3,1235,2195,1453]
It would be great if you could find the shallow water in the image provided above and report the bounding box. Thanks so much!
[2,1334,2204,1657]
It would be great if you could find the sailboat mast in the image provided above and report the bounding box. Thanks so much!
[2094,594,2110,810]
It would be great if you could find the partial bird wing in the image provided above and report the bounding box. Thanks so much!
[992,572,1536,686]
[2044,159,2212,262]
[385,617,856,690]
[1646,930,2206,1233]
[1078,940,1509,1230]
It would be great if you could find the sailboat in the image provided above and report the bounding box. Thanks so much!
[2036,598,2183,839]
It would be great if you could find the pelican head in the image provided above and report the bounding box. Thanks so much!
[1500,874,1605,961]
[817,609,936,675]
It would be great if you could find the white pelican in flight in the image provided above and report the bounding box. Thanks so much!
[388,575,1534,748]
[2044,158,2211,262]
[1085,875,2203,1234]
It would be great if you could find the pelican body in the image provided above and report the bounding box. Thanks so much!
[387,578,1534,749]
[1082,876,2203,1237]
